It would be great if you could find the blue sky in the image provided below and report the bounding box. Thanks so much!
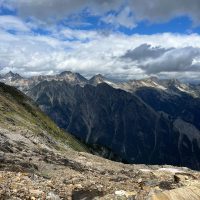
[1,0,200,81]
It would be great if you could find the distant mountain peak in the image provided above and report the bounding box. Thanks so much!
[5,71,15,77]
[57,71,87,84]
[59,71,74,76]
[59,71,85,78]
[3,71,23,80]
[93,74,106,80]
[7,70,14,75]
[89,74,107,85]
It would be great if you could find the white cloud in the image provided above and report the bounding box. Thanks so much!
[57,28,100,41]
[1,27,200,81]
[142,47,200,74]
[121,44,200,74]
[102,7,136,29]
[0,15,30,32]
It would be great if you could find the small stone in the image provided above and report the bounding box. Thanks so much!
[174,173,196,184]
[89,180,96,184]
[47,180,54,188]
[17,172,22,177]
[138,178,143,183]
[12,189,18,193]
[115,190,126,196]
[15,177,21,181]
[63,179,71,184]
[75,184,83,189]
[125,191,137,198]
[29,189,44,197]
[46,192,61,200]
[115,190,136,199]
[174,174,181,183]
[96,184,103,190]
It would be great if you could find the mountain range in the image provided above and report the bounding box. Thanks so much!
[1,70,200,97]
[1,71,200,170]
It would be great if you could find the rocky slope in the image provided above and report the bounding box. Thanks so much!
[1,151,200,200]
[0,82,88,169]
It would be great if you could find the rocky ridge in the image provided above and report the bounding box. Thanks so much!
[1,71,199,98]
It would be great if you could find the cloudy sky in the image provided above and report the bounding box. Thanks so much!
[1,0,200,81]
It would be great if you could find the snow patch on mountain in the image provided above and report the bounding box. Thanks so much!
[0,71,200,98]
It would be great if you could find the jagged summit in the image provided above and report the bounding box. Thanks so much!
[88,74,120,89]
[0,70,200,97]
[59,70,73,76]
[59,70,85,78]
[56,71,88,84]
[5,70,14,76]
[93,74,105,78]
[89,74,107,85]
[2,71,23,80]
